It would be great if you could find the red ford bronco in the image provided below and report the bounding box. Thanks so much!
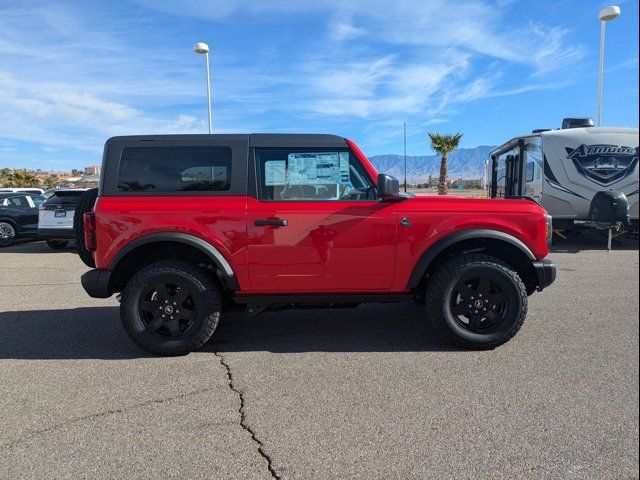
[79,134,556,355]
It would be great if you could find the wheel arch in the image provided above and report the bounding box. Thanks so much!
[407,229,539,293]
[0,217,19,232]
[108,233,239,293]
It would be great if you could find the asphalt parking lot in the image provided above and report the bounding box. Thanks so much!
[1,235,638,479]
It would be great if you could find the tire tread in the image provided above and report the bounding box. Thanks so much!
[120,260,221,356]
[73,188,98,267]
[424,253,528,349]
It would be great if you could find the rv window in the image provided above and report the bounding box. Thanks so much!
[525,162,535,182]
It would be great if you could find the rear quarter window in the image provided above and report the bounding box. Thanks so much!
[116,146,232,193]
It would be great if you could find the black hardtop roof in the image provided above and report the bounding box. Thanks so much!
[105,133,347,148]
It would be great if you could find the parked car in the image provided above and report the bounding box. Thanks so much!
[38,188,89,249]
[79,134,556,355]
[0,193,44,247]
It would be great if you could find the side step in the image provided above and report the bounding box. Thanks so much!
[231,293,413,316]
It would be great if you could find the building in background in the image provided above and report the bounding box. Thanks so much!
[451,178,485,189]
[84,165,101,175]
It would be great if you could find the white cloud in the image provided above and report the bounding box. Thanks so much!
[330,22,366,42]
[0,0,590,167]
[136,0,584,76]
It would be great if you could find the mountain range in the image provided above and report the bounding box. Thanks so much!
[369,145,496,183]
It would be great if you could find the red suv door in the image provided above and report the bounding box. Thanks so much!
[246,147,397,293]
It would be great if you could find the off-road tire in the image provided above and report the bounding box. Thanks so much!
[73,188,98,267]
[120,260,221,356]
[425,254,528,350]
[0,221,16,247]
[46,239,69,249]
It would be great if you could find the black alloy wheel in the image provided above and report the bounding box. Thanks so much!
[138,280,198,338]
[120,260,221,355]
[449,273,509,334]
[425,254,528,349]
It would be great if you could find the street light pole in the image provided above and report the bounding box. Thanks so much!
[193,42,213,134]
[596,6,621,127]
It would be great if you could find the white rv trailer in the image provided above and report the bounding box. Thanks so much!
[489,119,638,231]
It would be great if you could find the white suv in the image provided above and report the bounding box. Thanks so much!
[38,189,89,249]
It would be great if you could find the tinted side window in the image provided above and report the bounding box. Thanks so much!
[255,149,374,201]
[117,146,232,193]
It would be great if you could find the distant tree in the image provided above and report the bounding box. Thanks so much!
[71,169,82,176]
[43,174,60,188]
[0,168,11,186]
[4,169,40,187]
[427,132,463,195]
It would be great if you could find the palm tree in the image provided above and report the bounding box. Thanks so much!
[5,169,40,187]
[427,132,463,195]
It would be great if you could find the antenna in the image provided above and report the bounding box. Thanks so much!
[403,122,407,192]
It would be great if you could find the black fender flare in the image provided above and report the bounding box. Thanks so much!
[406,229,536,289]
[109,232,239,290]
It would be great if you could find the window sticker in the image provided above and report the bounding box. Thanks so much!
[338,152,350,183]
[265,160,286,186]
[287,152,350,185]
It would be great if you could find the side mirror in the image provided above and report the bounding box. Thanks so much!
[377,173,401,200]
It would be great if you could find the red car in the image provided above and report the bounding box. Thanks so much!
[79,134,556,355]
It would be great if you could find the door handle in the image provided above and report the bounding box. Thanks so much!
[254,219,288,227]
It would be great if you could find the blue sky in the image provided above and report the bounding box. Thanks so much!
[0,0,638,171]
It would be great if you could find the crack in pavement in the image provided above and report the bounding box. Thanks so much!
[0,386,217,450]
[214,350,282,480]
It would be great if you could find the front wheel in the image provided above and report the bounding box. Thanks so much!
[425,254,528,349]
[120,260,221,356]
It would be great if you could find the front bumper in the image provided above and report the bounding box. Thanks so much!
[532,259,557,291]
[81,269,112,298]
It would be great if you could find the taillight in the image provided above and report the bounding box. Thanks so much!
[84,211,96,251]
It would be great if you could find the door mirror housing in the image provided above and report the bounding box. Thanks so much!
[377,173,401,200]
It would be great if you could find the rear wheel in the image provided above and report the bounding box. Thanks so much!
[46,239,69,249]
[120,260,221,356]
[0,222,16,247]
[425,254,527,349]
[73,188,98,267]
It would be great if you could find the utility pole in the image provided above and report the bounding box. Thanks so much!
[403,122,407,192]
